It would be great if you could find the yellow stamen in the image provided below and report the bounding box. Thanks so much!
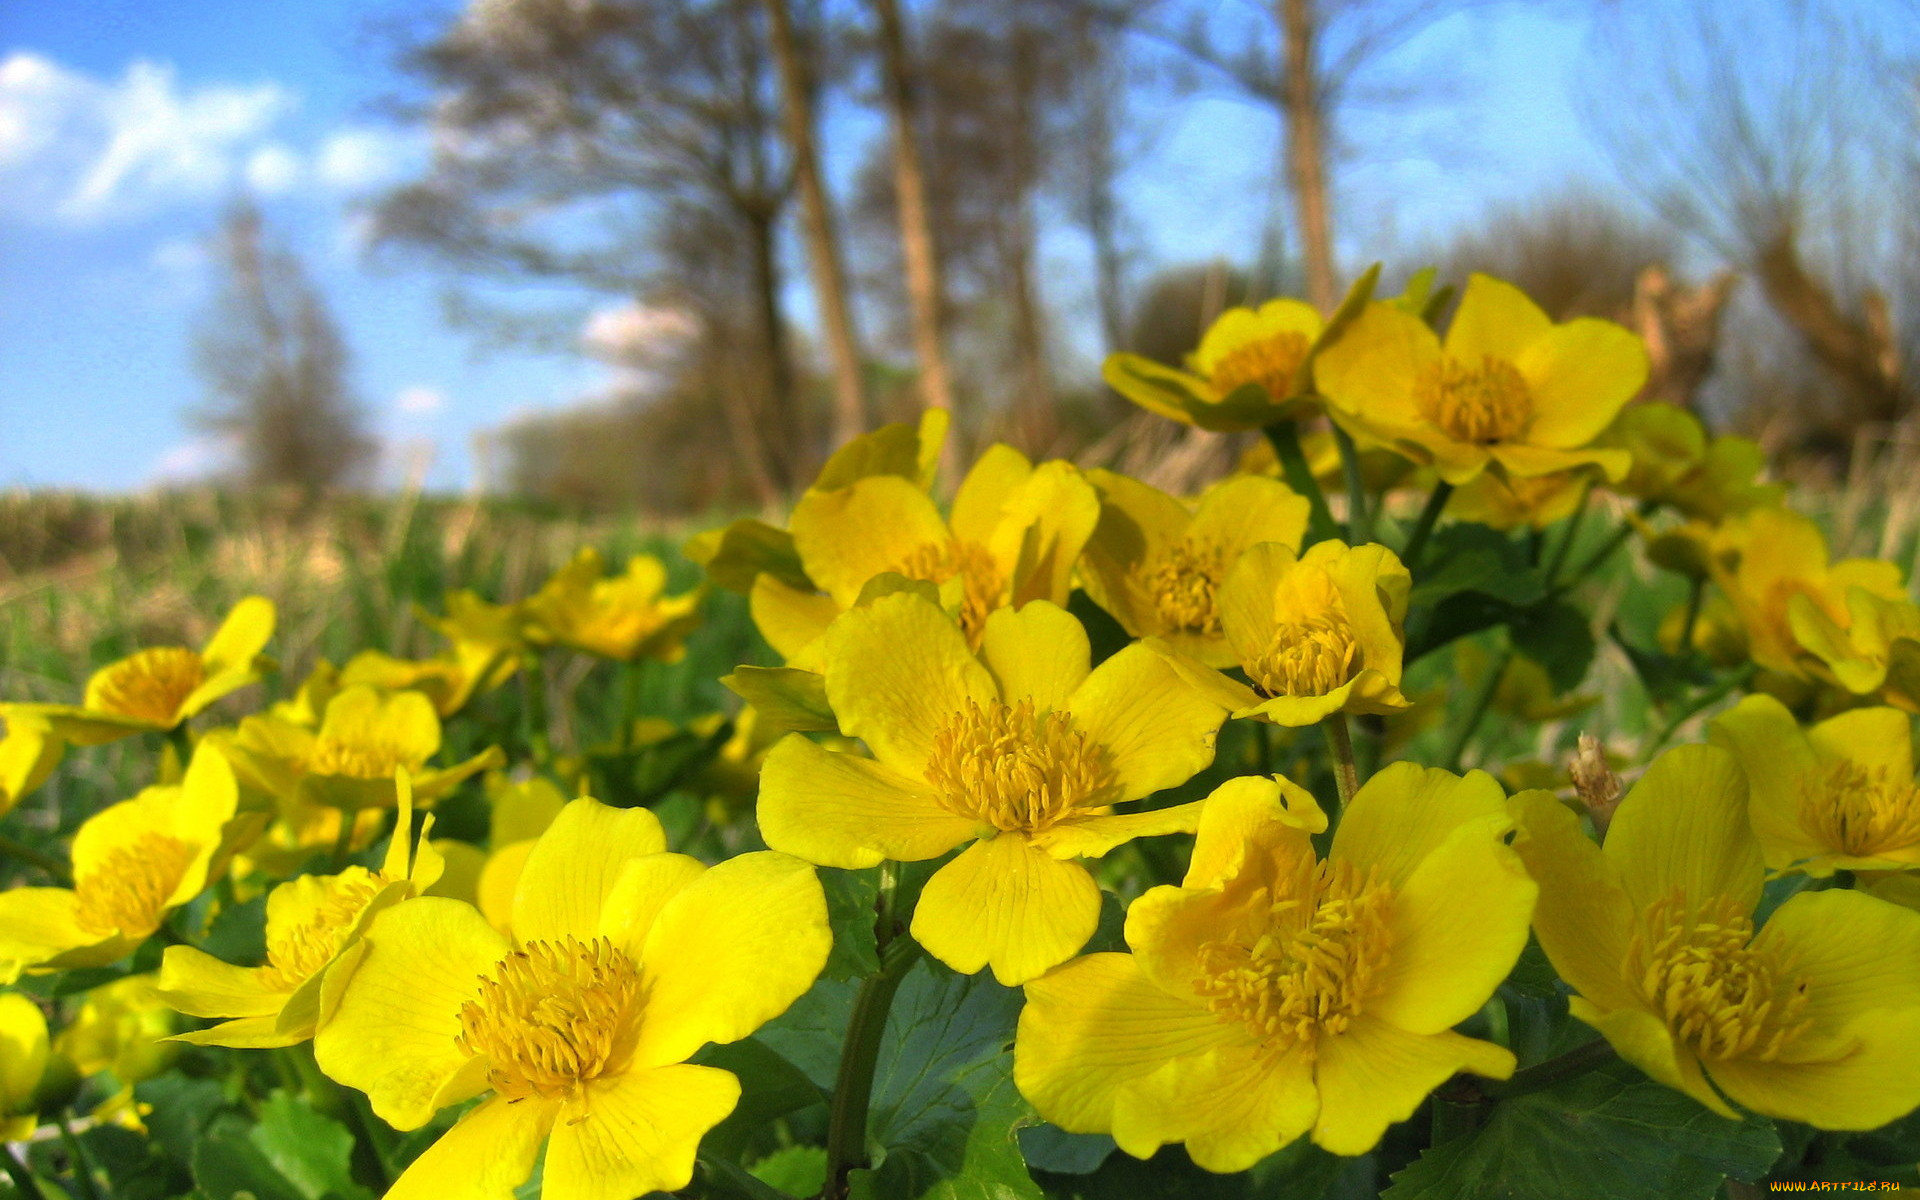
[1798,762,1920,860]
[308,733,415,780]
[1247,613,1361,698]
[1625,890,1811,1062]
[91,647,205,725]
[1210,331,1310,400]
[896,540,1005,645]
[1193,856,1395,1053]
[456,936,644,1103]
[73,835,196,936]
[258,870,388,991]
[926,698,1115,834]
[1414,355,1532,445]
[1142,538,1230,636]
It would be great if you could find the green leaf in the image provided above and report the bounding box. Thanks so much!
[1067,590,1132,669]
[697,1036,827,1158]
[1382,1061,1781,1200]
[855,959,1042,1200]
[136,1073,229,1169]
[200,892,269,964]
[1409,526,1545,609]
[751,1145,830,1197]
[1508,602,1596,693]
[684,519,811,592]
[821,868,882,980]
[723,666,837,733]
[1017,1124,1115,1175]
[77,1124,175,1200]
[756,975,861,1092]
[193,1113,306,1200]
[248,1091,373,1200]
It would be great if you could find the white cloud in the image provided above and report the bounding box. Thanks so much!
[147,435,234,484]
[581,302,700,362]
[244,143,301,194]
[395,384,446,416]
[315,128,414,192]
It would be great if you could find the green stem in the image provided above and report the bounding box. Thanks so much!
[57,1113,102,1200]
[2,1144,48,1200]
[821,936,924,1200]
[1429,1093,1481,1147]
[1481,1038,1616,1101]
[1541,483,1593,587]
[1548,522,1637,600]
[0,832,70,884]
[1330,422,1371,543]
[620,660,643,751]
[521,653,551,762]
[1264,421,1338,545]
[1401,481,1455,573]
[1325,713,1359,820]
[166,723,194,766]
[329,810,357,871]
[1679,576,1705,655]
[1443,645,1511,772]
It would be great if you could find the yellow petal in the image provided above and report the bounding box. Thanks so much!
[485,774,567,847]
[1218,541,1293,669]
[949,443,1034,547]
[1330,763,1509,890]
[1067,643,1226,803]
[510,797,667,945]
[1808,705,1913,779]
[544,1065,741,1200]
[1079,470,1194,637]
[749,575,840,661]
[791,476,951,607]
[1312,301,1439,433]
[1704,1011,1920,1131]
[987,460,1101,610]
[1186,474,1310,559]
[1516,319,1650,449]
[1574,1002,1734,1118]
[1707,695,1831,871]
[476,840,534,933]
[1603,744,1761,915]
[632,852,830,1067]
[978,601,1091,713]
[1443,274,1553,365]
[1311,1019,1513,1156]
[1507,790,1639,1013]
[1013,952,1243,1135]
[385,1095,556,1200]
[756,734,976,868]
[0,991,49,1113]
[1753,890,1920,1044]
[1114,1044,1316,1173]
[909,833,1101,985]
[1183,775,1326,890]
[1032,799,1207,861]
[821,591,996,777]
[597,853,707,959]
[312,897,505,1130]
[0,888,100,978]
[198,596,278,676]
[1102,353,1210,426]
[155,946,282,1019]
[1364,814,1536,1036]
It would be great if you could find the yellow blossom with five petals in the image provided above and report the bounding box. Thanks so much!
[1103,298,1328,431]
[1313,274,1644,486]
[313,796,829,1200]
[1512,743,1920,1128]
[523,548,703,663]
[1015,766,1533,1166]
[758,592,1230,984]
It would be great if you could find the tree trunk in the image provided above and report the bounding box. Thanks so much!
[1279,0,1336,313]
[761,0,867,450]
[871,0,956,425]
[745,206,799,496]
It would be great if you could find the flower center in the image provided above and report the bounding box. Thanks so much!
[1797,762,1920,861]
[73,835,197,936]
[1625,890,1811,1062]
[456,937,644,1103]
[1193,857,1394,1053]
[89,647,205,725]
[1142,538,1229,636]
[925,698,1115,833]
[896,540,1005,645]
[1210,331,1310,399]
[1247,613,1361,698]
[308,731,416,780]
[1414,355,1533,445]
[258,870,389,991]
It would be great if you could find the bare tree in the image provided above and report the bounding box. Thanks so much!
[194,201,373,495]
[762,0,869,448]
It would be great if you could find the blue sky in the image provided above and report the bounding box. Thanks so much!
[0,0,1605,492]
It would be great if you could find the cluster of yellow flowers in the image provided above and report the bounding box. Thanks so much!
[3,266,1920,1198]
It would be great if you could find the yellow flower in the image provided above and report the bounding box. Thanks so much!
[226,684,502,813]
[1656,591,1748,666]
[523,548,702,663]
[421,588,532,662]
[1710,694,1920,877]
[1079,471,1311,667]
[1313,274,1644,486]
[338,640,515,720]
[0,745,245,980]
[1446,468,1595,532]
[1103,299,1327,430]
[762,444,1100,658]
[1015,767,1533,1165]
[471,772,569,931]
[55,973,177,1085]
[0,712,63,819]
[1788,585,1920,712]
[314,797,829,1200]
[4,596,276,745]
[157,771,445,1047]
[1512,743,1920,1128]
[1708,507,1905,678]
[758,593,1230,985]
[1203,541,1414,727]
[0,991,49,1140]
[1599,403,1783,521]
